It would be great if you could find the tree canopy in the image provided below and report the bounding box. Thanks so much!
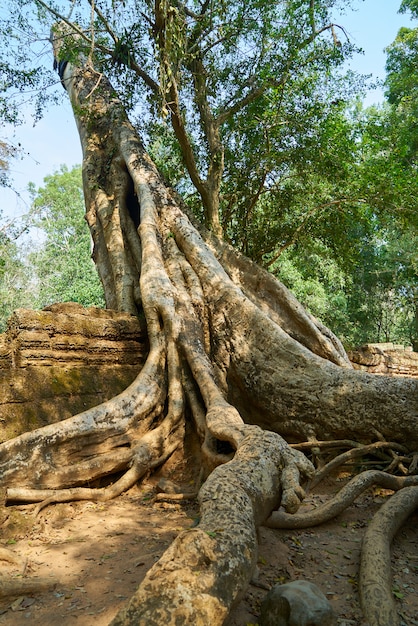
[0,1,417,346]
[1,0,361,235]
[28,165,105,310]
[0,3,417,625]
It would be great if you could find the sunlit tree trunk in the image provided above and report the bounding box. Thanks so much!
[0,26,417,625]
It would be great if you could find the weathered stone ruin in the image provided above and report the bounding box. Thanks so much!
[0,303,147,442]
[2,304,417,445]
[349,343,418,378]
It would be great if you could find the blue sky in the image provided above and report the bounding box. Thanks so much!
[0,0,414,222]
[334,0,412,102]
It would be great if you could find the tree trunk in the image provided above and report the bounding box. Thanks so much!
[0,26,417,624]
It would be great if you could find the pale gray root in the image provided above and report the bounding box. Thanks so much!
[0,24,413,626]
[0,341,167,491]
[309,441,408,489]
[110,428,314,626]
[265,471,418,528]
[8,428,181,516]
[0,547,27,574]
[6,326,183,512]
[207,234,352,368]
[154,491,198,502]
[165,199,418,449]
[359,485,418,626]
[0,576,58,599]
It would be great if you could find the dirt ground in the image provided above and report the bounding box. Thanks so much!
[0,475,417,626]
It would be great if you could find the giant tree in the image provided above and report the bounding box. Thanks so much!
[0,2,417,625]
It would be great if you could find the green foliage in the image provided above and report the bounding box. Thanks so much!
[0,166,105,331]
[146,121,189,191]
[223,99,366,262]
[0,221,35,331]
[0,1,416,349]
[385,15,418,172]
[267,92,418,349]
[0,2,60,125]
[272,241,352,341]
[400,0,418,18]
[342,218,417,349]
[0,139,22,187]
[272,218,417,350]
[28,165,105,310]
[385,26,418,107]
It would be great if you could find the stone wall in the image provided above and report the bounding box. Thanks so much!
[348,343,418,378]
[3,304,416,444]
[0,303,148,442]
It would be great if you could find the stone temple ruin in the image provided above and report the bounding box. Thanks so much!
[349,343,418,378]
[1,303,417,442]
[0,303,147,442]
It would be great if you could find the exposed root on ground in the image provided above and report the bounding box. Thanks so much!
[0,577,59,599]
[110,427,314,626]
[7,423,182,516]
[359,485,418,626]
[309,441,409,489]
[0,532,56,600]
[265,470,418,528]
[291,439,368,450]
[0,547,27,574]
[154,491,198,502]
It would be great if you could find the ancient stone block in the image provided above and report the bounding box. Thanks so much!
[0,304,148,441]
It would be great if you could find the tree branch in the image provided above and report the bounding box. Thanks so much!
[216,16,347,127]
[86,0,118,45]
[309,0,316,36]
[170,0,202,21]
[39,0,160,94]
[152,1,204,191]
[266,198,354,268]
[217,83,268,126]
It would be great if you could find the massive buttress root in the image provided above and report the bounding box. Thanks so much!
[0,22,417,624]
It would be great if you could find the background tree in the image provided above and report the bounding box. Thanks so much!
[283,113,418,347]
[0,166,104,331]
[0,214,35,330]
[0,3,417,625]
[28,165,105,309]
[331,6,418,349]
[343,218,418,349]
[0,141,34,329]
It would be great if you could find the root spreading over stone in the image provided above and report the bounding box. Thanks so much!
[0,23,417,625]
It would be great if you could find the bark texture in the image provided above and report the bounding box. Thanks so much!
[0,24,417,625]
[359,486,418,626]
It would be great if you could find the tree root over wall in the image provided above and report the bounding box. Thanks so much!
[0,25,417,624]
